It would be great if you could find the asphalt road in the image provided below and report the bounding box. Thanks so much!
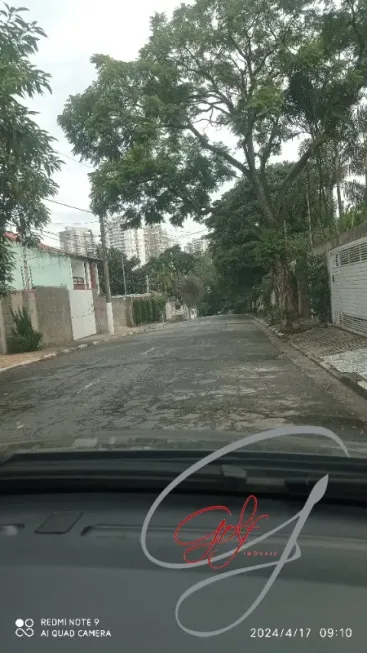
[1,315,367,455]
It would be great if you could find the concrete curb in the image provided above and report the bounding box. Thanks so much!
[0,322,170,374]
[253,316,367,400]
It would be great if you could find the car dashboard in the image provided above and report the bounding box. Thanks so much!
[1,490,366,652]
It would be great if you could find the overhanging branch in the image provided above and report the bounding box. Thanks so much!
[276,132,331,215]
[187,122,248,176]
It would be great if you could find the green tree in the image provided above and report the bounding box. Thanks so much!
[58,0,366,325]
[133,299,143,325]
[96,245,139,295]
[207,162,321,316]
[179,275,204,316]
[138,245,197,297]
[207,177,265,306]
[145,300,153,324]
[344,105,367,218]
[0,3,61,294]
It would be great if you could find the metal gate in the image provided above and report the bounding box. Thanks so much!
[69,289,96,340]
[329,236,367,336]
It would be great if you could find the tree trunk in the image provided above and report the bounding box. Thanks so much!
[336,178,344,220]
[334,145,344,219]
[275,261,298,331]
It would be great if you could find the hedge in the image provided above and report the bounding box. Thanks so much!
[132,296,166,326]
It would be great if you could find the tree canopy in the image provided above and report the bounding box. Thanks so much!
[97,244,201,299]
[206,162,321,309]
[58,0,367,325]
[179,275,204,311]
[96,245,140,296]
[59,0,366,229]
[0,2,61,293]
[132,245,198,296]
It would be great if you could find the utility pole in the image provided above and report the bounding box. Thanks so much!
[306,163,313,248]
[146,275,150,294]
[121,253,127,296]
[19,234,30,290]
[98,214,114,334]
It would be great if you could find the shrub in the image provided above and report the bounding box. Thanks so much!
[9,306,43,353]
[307,254,331,324]
[133,299,142,326]
[145,300,153,323]
[151,298,159,322]
[153,294,166,321]
[140,300,148,323]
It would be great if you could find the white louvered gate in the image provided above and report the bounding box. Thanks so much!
[329,236,367,336]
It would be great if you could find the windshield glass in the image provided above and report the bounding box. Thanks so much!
[2,2,367,652]
[1,0,367,457]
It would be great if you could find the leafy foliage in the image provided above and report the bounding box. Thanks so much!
[59,0,366,228]
[0,234,15,296]
[59,0,367,324]
[132,296,166,325]
[307,254,331,323]
[179,275,204,309]
[0,2,62,291]
[206,163,318,313]
[133,299,143,326]
[96,245,140,295]
[9,305,42,353]
[133,245,197,296]
[58,0,367,324]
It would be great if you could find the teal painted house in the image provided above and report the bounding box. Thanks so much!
[5,233,100,292]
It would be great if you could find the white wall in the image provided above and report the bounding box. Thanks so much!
[329,236,367,336]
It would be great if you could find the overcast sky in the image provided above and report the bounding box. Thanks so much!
[22,0,297,248]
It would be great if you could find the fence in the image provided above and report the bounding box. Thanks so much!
[0,289,187,355]
[0,287,109,353]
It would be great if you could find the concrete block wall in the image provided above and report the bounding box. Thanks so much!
[93,290,108,334]
[0,287,109,352]
[1,294,15,344]
[112,297,134,329]
[34,287,73,346]
[0,302,5,354]
[165,300,188,321]
[0,290,39,353]
[0,294,14,353]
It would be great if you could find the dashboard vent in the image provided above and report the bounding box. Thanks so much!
[0,524,23,536]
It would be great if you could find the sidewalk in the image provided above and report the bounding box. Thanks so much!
[289,326,367,390]
[0,322,169,374]
[259,318,367,398]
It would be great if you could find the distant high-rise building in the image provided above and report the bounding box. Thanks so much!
[193,237,208,253]
[184,237,208,254]
[106,218,146,265]
[59,227,96,256]
[143,224,174,261]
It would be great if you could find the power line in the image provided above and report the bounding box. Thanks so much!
[44,198,210,240]
[36,227,207,250]
[56,150,94,171]
[44,198,95,214]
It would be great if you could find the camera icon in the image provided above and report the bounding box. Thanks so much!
[15,618,35,638]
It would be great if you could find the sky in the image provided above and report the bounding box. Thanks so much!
[22,0,210,249]
[22,0,298,249]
